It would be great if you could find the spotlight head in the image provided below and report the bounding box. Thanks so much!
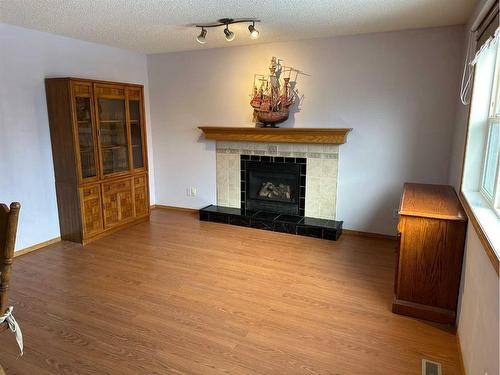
[248,23,259,39]
[196,28,207,44]
[224,26,235,42]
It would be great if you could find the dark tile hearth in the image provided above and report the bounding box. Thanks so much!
[199,205,343,241]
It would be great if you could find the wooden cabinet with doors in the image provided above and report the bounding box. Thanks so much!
[392,183,467,325]
[45,78,150,244]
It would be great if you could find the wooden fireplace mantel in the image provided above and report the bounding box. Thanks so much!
[198,127,352,144]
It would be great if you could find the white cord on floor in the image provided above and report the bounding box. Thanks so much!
[0,306,23,357]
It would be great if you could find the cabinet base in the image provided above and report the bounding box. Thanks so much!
[80,215,150,245]
[392,298,456,325]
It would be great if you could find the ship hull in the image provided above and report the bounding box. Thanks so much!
[254,109,290,126]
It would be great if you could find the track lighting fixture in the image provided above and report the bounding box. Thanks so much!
[248,22,259,39]
[196,28,207,44]
[224,26,235,42]
[194,18,260,45]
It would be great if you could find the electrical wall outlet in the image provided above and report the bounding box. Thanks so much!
[267,145,278,153]
[186,187,197,197]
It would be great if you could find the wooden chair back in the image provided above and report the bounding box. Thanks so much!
[0,202,20,331]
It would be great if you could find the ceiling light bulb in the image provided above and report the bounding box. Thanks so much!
[224,26,235,42]
[248,24,259,39]
[196,28,207,44]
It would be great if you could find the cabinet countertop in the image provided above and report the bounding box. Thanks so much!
[399,183,467,222]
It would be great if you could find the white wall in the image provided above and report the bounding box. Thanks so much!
[457,224,499,375]
[449,1,500,374]
[147,26,465,235]
[0,23,155,251]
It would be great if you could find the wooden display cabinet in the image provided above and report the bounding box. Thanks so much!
[45,78,150,244]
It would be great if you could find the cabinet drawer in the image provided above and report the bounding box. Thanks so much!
[81,185,100,200]
[133,174,146,187]
[102,179,131,193]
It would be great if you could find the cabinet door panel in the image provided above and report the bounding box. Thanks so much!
[394,233,401,294]
[128,88,146,171]
[98,99,129,175]
[72,82,98,181]
[134,175,149,217]
[102,179,134,229]
[80,185,103,237]
[95,84,130,177]
[398,216,465,310]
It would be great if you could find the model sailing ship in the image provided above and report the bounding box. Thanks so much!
[250,57,305,127]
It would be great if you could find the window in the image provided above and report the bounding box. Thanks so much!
[461,26,500,258]
[480,42,500,215]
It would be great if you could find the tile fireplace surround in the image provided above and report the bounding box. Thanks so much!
[215,141,339,220]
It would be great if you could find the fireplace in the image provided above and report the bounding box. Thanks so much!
[200,141,344,241]
[241,155,306,216]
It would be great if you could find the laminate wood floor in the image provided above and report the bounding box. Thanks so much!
[0,209,462,374]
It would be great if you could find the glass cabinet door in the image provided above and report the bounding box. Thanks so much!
[75,96,97,179]
[128,99,145,169]
[98,98,130,175]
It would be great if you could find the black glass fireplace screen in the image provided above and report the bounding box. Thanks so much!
[244,159,301,215]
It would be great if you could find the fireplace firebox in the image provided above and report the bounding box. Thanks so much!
[240,155,306,216]
[245,161,300,215]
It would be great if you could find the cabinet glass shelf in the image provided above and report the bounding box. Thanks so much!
[75,97,97,178]
[99,98,129,174]
[129,100,144,169]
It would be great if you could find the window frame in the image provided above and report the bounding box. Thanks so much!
[479,43,500,217]
[459,7,500,275]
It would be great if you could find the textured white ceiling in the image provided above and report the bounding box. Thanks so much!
[0,0,475,54]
